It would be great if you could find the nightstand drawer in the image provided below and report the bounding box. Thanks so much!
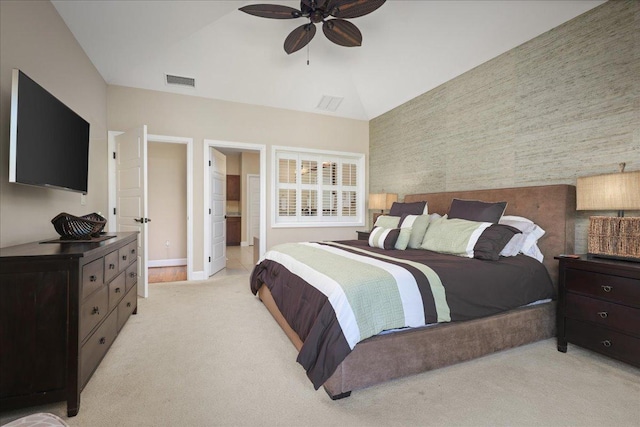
[565,293,640,335]
[357,231,370,241]
[565,268,640,307]
[566,319,640,367]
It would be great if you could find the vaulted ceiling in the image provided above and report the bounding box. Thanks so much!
[52,0,605,120]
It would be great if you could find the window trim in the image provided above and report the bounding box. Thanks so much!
[271,145,365,228]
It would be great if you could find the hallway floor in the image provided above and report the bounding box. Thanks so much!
[212,245,255,277]
[148,245,255,283]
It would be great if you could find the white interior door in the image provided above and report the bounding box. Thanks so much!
[209,147,226,276]
[248,174,260,244]
[116,125,148,298]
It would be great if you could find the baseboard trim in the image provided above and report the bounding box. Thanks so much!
[192,271,206,281]
[148,258,187,268]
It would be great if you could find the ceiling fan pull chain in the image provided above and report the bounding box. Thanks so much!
[307,44,310,65]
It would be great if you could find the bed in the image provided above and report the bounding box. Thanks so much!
[251,184,576,399]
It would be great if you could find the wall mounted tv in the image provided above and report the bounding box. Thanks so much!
[9,69,90,194]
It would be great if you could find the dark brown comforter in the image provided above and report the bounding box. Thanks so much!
[250,239,554,389]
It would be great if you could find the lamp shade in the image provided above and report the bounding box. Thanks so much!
[576,171,640,211]
[368,193,398,211]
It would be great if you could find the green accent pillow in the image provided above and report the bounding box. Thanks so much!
[420,215,491,258]
[374,215,401,229]
[399,214,431,249]
[394,227,412,250]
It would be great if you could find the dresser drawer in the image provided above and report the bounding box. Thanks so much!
[119,242,137,269]
[108,272,126,312]
[118,283,137,332]
[80,286,108,342]
[126,241,137,264]
[104,250,119,283]
[125,261,138,292]
[81,258,103,300]
[80,309,118,388]
[565,318,640,367]
[565,268,640,307]
[565,293,640,336]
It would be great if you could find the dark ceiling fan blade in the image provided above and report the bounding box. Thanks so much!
[322,19,362,47]
[239,4,302,19]
[284,23,317,54]
[330,0,386,19]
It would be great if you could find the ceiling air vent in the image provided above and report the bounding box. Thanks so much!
[316,95,343,112]
[165,74,195,88]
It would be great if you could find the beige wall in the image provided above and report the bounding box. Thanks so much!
[370,0,640,254]
[147,142,187,262]
[241,152,260,243]
[107,85,369,274]
[0,0,108,247]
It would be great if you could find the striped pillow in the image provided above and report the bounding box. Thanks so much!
[368,227,401,250]
[399,214,431,249]
[420,215,491,258]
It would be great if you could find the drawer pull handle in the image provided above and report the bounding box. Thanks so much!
[601,285,613,292]
[130,249,136,254]
[126,302,132,308]
[601,340,612,348]
[122,255,127,261]
[109,263,115,270]
[129,272,137,278]
[597,311,608,318]
[115,287,121,293]
[90,275,97,282]
[91,306,100,315]
[99,337,106,345]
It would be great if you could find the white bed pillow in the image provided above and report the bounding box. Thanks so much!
[498,215,546,261]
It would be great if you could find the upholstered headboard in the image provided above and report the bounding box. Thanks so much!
[404,184,576,287]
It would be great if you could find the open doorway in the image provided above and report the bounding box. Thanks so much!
[147,141,188,283]
[203,140,266,278]
[108,130,194,293]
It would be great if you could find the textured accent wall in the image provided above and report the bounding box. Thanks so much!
[370,1,639,253]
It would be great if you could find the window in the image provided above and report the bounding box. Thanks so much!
[273,147,365,227]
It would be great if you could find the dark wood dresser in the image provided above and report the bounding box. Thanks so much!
[556,255,640,368]
[0,232,139,416]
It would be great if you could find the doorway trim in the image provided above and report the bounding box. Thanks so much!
[203,139,266,277]
[246,173,260,245]
[108,131,194,281]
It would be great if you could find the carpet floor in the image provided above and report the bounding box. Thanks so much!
[2,272,639,426]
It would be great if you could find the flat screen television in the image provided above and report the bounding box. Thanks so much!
[9,69,90,194]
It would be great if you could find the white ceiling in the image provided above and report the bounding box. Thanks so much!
[51,0,605,121]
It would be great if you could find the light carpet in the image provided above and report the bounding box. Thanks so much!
[2,272,639,426]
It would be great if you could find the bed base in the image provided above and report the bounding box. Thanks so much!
[259,284,555,398]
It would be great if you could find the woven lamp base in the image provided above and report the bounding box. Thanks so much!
[588,216,640,262]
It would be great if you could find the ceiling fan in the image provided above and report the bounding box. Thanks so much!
[239,0,386,54]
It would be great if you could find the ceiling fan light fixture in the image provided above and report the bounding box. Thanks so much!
[239,0,386,54]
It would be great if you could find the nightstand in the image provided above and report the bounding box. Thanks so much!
[556,255,640,368]
[357,231,370,240]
